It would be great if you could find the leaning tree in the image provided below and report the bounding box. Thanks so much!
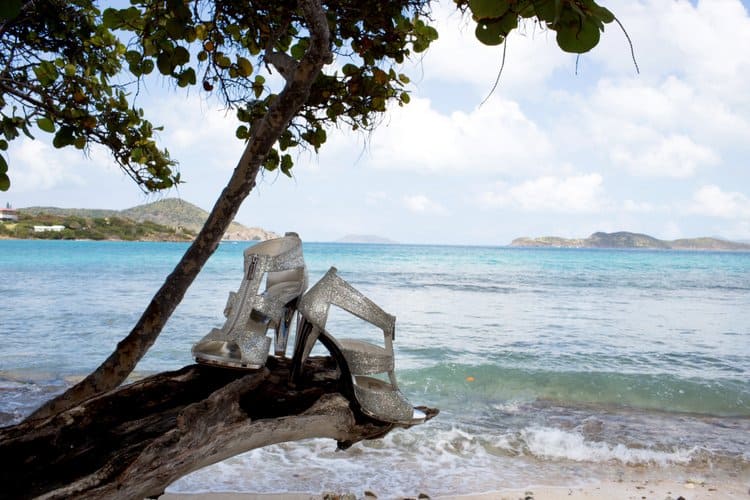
[0,0,620,497]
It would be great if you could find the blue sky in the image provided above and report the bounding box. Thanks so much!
[4,0,750,245]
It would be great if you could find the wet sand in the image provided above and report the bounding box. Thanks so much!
[161,476,749,499]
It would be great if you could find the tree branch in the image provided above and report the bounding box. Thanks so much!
[1,358,438,499]
[264,50,298,81]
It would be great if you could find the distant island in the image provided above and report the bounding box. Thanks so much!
[0,198,277,242]
[511,231,750,251]
[335,234,398,244]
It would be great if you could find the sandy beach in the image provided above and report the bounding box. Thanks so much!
[162,476,750,500]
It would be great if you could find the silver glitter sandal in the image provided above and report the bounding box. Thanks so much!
[192,232,307,369]
[290,267,425,425]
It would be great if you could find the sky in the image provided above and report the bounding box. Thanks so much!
[4,0,750,245]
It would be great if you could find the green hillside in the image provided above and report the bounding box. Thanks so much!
[0,213,194,241]
[20,206,119,218]
[12,198,277,241]
[511,231,750,251]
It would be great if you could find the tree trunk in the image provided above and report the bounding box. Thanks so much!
[28,0,333,421]
[1,357,438,499]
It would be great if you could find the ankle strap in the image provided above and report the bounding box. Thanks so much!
[301,267,396,340]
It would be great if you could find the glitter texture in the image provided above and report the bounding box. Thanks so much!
[294,267,424,425]
[192,233,306,367]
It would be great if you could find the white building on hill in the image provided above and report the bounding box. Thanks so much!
[0,204,18,221]
[33,225,66,232]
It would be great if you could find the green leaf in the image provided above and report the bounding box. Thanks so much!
[172,46,190,66]
[290,43,305,60]
[532,0,556,23]
[342,64,359,76]
[280,154,293,177]
[119,7,141,25]
[125,50,142,65]
[556,16,601,53]
[593,4,615,23]
[215,54,231,69]
[102,8,120,29]
[237,57,253,77]
[469,0,510,20]
[165,18,185,39]
[37,117,55,133]
[497,12,519,35]
[0,0,22,21]
[0,154,7,173]
[176,68,196,87]
[33,61,59,86]
[157,53,172,75]
[519,2,536,18]
[263,149,279,171]
[52,126,75,149]
[475,21,505,46]
[235,125,248,139]
[141,59,154,75]
[554,0,564,25]
[0,140,8,151]
[0,172,9,191]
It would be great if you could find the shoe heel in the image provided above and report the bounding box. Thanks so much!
[289,268,425,424]
[290,316,320,383]
[273,298,298,357]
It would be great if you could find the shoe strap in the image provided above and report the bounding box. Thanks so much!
[243,233,305,275]
[222,235,305,332]
[301,267,396,342]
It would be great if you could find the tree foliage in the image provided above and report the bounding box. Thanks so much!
[0,0,439,192]
[0,0,176,192]
[0,0,618,193]
[458,0,616,53]
[102,0,438,176]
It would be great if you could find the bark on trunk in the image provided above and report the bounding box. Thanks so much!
[1,357,437,499]
[28,0,333,421]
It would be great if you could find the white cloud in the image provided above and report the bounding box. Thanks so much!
[552,1,750,183]
[593,1,750,99]
[148,94,244,171]
[479,173,606,213]
[402,194,448,215]
[589,77,750,142]
[366,191,388,206]
[365,96,552,174]
[623,200,656,213]
[610,134,719,178]
[8,140,85,192]
[419,2,569,94]
[690,185,750,218]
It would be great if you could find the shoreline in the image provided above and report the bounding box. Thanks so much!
[161,477,750,499]
[3,237,750,252]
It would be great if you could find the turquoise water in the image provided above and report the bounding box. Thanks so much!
[1,240,748,495]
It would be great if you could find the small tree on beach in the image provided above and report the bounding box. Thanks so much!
[0,0,621,496]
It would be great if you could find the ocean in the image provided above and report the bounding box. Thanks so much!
[1,240,748,497]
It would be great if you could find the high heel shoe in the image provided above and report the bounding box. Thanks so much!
[192,232,307,369]
[291,267,425,425]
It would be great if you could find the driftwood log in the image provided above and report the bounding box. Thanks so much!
[0,357,437,500]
